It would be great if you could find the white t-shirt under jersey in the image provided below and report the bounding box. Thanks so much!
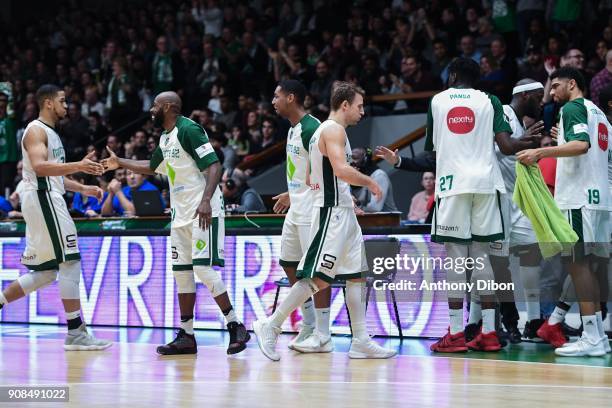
[309,120,353,208]
[495,105,525,193]
[425,88,512,198]
[285,114,320,224]
[21,119,66,194]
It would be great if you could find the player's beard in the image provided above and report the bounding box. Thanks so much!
[152,112,164,128]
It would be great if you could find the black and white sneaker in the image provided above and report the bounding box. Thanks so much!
[227,322,250,355]
[156,329,197,355]
[522,319,545,342]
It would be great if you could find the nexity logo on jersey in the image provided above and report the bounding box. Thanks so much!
[446,107,475,134]
[598,123,608,151]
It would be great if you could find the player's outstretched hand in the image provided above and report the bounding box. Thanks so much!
[524,120,544,140]
[272,192,290,213]
[374,146,399,166]
[79,151,104,175]
[101,146,120,172]
[195,199,212,231]
[516,149,540,165]
[82,185,104,203]
[369,180,383,202]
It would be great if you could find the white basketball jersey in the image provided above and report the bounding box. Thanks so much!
[555,98,611,210]
[21,119,65,194]
[425,88,510,197]
[309,120,353,208]
[286,114,320,224]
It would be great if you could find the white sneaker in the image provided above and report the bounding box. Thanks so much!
[554,335,606,357]
[292,332,333,353]
[288,324,314,351]
[253,319,282,361]
[64,324,112,351]
[602,337,611,353]
[348,338,397,359]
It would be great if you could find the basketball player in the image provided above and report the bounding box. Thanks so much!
[427,58,539,353]
[252,82,397,361]
[518,67,611,356]
[102,91,250,355]
[475,79,546,343]
[270,79,334,353]
[0,84,111,351]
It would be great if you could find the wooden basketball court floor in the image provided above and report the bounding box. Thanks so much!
[0,324,611,407]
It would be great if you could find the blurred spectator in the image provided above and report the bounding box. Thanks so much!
[106,57,139,131]
[590,50,612,107]
[62,102,91,160]
[222,168,266,214]
[310,60,334,114]
[351,147,397,213]
[101,169,163,216]
[480,53,505,96]
[0,92,18,196]
[519,44,548,84]
[0,182,22,218]
[81,88,105,118]
[430,39,451,86]
[152,36,175,95]
[389,56,441,112]
[259,117,277,151]
[407,172,435,224]
[71,173,102,217]
[460,34,482,63]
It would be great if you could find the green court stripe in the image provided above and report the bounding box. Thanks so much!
[36,191,63,262]
[172,264,193,271]
[47,191,66,260]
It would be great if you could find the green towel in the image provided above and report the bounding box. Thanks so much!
[513,162,578,258]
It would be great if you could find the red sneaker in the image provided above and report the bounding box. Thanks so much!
[536,320,568,348]
[466,331,502,352]
[430,329,468,353]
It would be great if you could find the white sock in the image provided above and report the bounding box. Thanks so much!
[595,311,605,338]
[582,315,600,344]
[181,318,194,335]
[301,299,315,327]
[482,308,496,334]
[65,310,80,320]
[316,307,331,339]
[549,306,568,325]
[223,308,239,324]
[449,308,464,335]
[524,289,541,321]
[345,281,369,342]
[468,301,481,325]
[0,292,7,306]
[269,279,317,329]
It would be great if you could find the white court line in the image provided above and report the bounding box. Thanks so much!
[4,381,612,391]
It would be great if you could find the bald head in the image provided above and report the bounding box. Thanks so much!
[155,91,182,112]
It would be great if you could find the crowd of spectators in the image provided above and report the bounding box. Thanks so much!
[0,0,611,221]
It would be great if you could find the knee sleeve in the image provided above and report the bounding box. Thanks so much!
[59,261,81,299]
[18,270,58,295]
[173,270,196,294]
[194,266,227,297]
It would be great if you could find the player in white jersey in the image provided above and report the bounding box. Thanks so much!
[426,59,540,353]
[518,67,611,356]
[253,82,397,361]
[270,80,334,353]
[102,91,250,355]
[476,79,546,344]
[0,84,111,351]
